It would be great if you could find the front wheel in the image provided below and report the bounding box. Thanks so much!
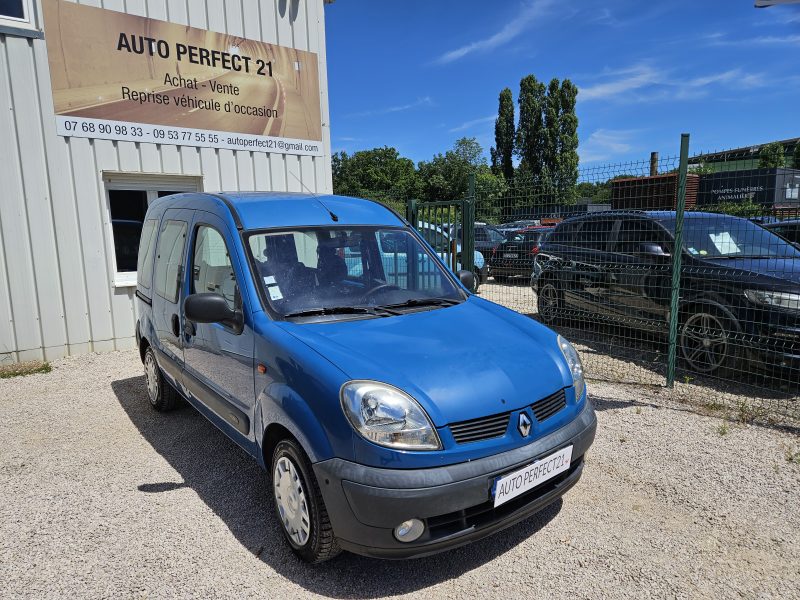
[679,310,739,375]
[537,281,562,325]
[272,439,341,563]
[143,346,179,411]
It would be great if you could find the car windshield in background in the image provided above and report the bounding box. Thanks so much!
[659,216,800,259]
[247,226,463,317]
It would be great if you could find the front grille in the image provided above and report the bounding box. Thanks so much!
[449,412,510,444]
[425,457,583,539]
[531,388,566,422]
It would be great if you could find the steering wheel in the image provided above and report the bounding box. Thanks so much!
[361,283,400,302]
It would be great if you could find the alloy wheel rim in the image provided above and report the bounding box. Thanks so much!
[681,312,729,373]
[539,284,558,321]
[273,456,311,546]
[144,352,159,404]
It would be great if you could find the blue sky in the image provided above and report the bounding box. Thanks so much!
[324,0,800,166]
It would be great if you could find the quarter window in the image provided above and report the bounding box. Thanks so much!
[154,220,187,303]
[136,219,158,289]
[192,226,240,311]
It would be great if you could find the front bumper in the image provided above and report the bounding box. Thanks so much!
[313,400,597,559]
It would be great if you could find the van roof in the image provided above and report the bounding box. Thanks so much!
[151,192,405,230]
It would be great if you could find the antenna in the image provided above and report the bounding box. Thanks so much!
[289,171,338,222]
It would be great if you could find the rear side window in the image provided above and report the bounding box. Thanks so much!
[136,219,158,289]
[549,221,580,245]
[154,220,188,302]
[579,220,614,251]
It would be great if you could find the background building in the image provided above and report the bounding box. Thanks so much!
[0,0,331,363]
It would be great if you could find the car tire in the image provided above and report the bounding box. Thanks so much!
[472,269,482,293]
[537,281,562,325]
[143,346,180,412]
[272,439,341,564]
[679,308,741,376]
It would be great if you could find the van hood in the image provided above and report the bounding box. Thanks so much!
[278,297,571,427]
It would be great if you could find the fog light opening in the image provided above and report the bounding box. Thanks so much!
[393,518,425,543]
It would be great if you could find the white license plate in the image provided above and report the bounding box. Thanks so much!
[503,252,519,258]
[492,445,573,508]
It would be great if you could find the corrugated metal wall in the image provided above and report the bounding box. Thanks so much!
[0,0,332,363]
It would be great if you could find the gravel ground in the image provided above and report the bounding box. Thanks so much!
[1,350,799,599]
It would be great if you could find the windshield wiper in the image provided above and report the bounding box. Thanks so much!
[378,297,461,310]
[703,254,776,260]
[283,305,399,318]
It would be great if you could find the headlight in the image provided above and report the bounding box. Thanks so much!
[340,381,441,450]
[744,289,800,311]
[557,335,585,401]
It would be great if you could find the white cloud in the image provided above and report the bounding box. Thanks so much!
[579,64,661,101]
[433,0,554,65]
[346,97,434,118]
[579,129,642,163]
[578,64,766,103]
[707,32,800,46]
[449,115,496,133]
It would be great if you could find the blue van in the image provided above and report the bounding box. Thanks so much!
[135,192,596,562]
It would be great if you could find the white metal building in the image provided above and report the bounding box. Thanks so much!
[0,0,331,363]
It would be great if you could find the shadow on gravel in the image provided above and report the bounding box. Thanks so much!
[112,375,564,598]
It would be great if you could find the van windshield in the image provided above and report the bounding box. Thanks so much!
[247,226,464,317]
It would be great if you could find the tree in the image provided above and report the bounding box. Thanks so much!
[557,79,579,202]
[417,137,486,201]
[515,75,546,182]
[542,78,561,191]
[792,142,800,169]
[492,88,515,180]
[331,147,419,213]
[758,142,785,169]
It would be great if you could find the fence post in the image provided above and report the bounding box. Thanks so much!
[406,198,418,227]
[666,133,690,388]
[462,173,476,275]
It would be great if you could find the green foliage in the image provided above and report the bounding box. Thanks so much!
[704,198,765,218]
[793,143,800,170]
[417,137,486,202]
[557,79,580,202]
[542,78,561,192]
[492,88,515,180]
[332,147,419,214]
[515,75,546,182]
[758,142,785,169]
[0,361,51,379]
[514,75,579,203]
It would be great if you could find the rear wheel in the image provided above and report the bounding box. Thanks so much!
[679,309,739,375]
[271,439,341,563]
[537,281,562,324]
[143,346,179,411]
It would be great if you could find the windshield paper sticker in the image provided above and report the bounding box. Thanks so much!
[708,232,740,255]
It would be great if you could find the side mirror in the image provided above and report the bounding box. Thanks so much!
[456,269,476,292]
[638,243,670,257]
[185,293,242,332]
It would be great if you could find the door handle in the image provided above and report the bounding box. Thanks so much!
[171,314,180,337]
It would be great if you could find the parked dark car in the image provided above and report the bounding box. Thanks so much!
[450,222,507,255]
[497,220,540,237]
[764,219,800,246]
[489,227,554,283]
[532,211,800,375]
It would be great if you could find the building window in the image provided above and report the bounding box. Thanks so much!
[104,175,201,287]
[0,0,35,30]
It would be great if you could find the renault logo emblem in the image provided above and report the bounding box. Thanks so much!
[518,412,531,437]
